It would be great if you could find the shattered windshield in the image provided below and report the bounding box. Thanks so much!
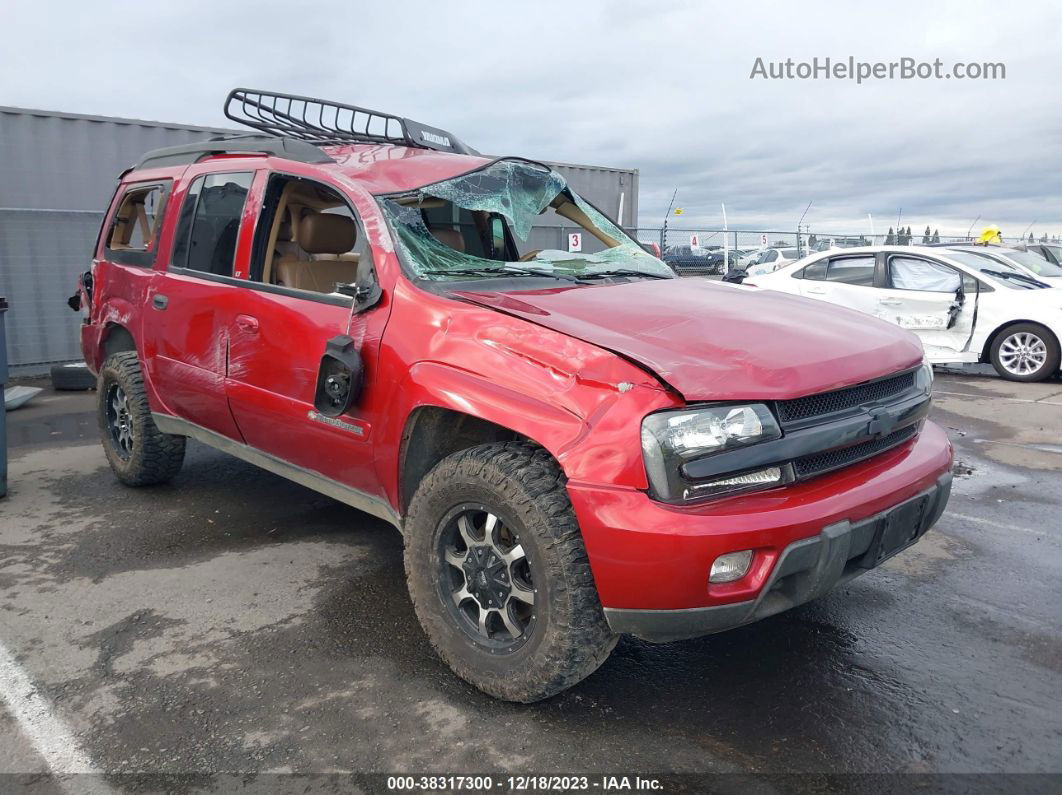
[379,159,674,283]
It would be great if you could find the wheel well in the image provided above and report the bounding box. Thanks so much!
[980,320,1058,362]
[102,323,137,360]
[399,407,526,514]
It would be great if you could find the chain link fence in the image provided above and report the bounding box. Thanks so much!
[622,227,1062,276]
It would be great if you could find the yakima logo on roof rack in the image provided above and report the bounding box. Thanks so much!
[420,130,451,147]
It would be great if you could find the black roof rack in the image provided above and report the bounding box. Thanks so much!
[223,88,476,156]
[135,134,334,170]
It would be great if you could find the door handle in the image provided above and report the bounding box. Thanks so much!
[805,286,827,294]
[879,298,903,306]
[152,294,168,310]
[235,314,259,333]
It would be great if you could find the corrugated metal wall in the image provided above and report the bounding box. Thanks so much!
[0,106,637,374]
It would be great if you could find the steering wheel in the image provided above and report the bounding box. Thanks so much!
[518,249,543,262]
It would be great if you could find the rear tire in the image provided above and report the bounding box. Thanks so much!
[989,323,1060,382]
[97,352,186,486]
[404,442,617,702]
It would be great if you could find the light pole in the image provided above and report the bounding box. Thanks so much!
[661,188,678,251]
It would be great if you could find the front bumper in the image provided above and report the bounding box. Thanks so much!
[603,473,951,642]
[567,420,953,637]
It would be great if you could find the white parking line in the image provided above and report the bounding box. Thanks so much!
[944,512,1048,538]
[0,639,112,791]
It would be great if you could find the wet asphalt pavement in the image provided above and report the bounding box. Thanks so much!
[0,369,1060,789]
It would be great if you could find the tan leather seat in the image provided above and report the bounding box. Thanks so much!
[430,227,466,252]
[275,213,360,293]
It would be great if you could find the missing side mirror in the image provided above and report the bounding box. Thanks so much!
[314,335,363,417]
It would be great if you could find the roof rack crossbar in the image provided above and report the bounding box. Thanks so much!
[224,88,475,155]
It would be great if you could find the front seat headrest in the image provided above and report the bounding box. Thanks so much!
[299,213,357,254]
[430,227,466,253]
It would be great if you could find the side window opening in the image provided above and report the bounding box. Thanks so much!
[888,256,962,292]
[105,182,170,266]
[418,201,514,261]
[249,175,374,296]
[802,260,827,280]
[171,172,253,277]
[825,256,876,286]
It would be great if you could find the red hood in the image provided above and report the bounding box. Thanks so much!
[452,279,924,401]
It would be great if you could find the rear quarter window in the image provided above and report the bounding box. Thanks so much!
[104,181,171,267]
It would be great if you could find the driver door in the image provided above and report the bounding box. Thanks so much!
[873,254,978,363]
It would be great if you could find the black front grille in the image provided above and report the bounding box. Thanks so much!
[793,424,918,479]
[777,370,916,424]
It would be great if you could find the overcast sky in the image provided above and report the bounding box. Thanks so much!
[4,1,1060,237]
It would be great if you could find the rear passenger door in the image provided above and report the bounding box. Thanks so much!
[145,169,256,440]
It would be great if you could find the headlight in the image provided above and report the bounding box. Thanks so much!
[641,404,783,502]
[916,360,934,395]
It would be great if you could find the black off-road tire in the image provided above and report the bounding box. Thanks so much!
[404,442,617,702]
[97,352,186,486]
[50,362,96,391]
[989,322,1061,383]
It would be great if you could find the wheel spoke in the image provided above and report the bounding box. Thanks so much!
[509,584,535,605]
[499,605,523,638]
[456,515,477,547]
[452,584,473,607]
[499,543,525,566]
[477,606,490,636]
[444,548,467,569]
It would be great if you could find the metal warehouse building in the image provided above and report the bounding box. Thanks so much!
[0,106,638,374]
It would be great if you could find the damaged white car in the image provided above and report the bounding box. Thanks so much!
[747,245,1062,382]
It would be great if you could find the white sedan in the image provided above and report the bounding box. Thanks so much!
[746,245,1062,382]
[744,247,803,276]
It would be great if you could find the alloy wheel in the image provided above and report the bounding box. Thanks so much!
[106,384,134,460]
[999,332,1048,376]
[437,505,536,653]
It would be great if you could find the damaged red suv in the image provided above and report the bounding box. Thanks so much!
[73,90,952,701]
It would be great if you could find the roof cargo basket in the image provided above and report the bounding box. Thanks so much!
[224,88,476,155]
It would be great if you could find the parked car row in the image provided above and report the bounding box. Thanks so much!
[661,244,738,274]
[746,245,1062,382]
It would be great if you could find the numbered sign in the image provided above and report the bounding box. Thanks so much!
[690,234,700,248]
[760,233,768,246]
[568,232,582,252]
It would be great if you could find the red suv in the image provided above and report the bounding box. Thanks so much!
[73,90,953,702]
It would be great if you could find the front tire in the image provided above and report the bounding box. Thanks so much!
[97,352,186,486]
[404,442,617,702]
[989,323,1060,382]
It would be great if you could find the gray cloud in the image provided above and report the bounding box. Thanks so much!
[4,0,1060,237]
